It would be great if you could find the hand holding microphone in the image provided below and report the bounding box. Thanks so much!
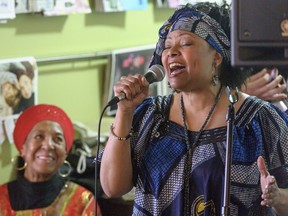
[107,64,165,106]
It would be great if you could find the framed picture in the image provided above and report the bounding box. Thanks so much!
[105,45,165,116]
[156,0,230,8]
[96,0,148,12]
[0,56,38,144]
[0,56,38,118]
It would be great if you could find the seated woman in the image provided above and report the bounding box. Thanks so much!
[0,104,101,215]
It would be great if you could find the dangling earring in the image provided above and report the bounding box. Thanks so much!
[168,81,181,93]
[211,65,219,86]
[168,81,172,89]
[58,160,72,178]
[11,156,27,171]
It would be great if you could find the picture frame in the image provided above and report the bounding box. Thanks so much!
[0,56,38,119]
[0,56,38,144]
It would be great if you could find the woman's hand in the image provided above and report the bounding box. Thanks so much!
[256,156,288,216]
[113,74,149,112]
[257,156,281,208]
[242,68,287,102]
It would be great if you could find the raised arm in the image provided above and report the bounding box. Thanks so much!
[100,74,149,197]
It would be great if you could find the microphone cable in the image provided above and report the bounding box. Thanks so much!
[94,103,110,216]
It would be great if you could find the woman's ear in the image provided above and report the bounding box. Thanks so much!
[214,52,223,67]
[20,144,26,157]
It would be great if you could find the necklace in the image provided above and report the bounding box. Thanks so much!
[181,86,223,216]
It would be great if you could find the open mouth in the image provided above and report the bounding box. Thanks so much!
[169,63,186,75]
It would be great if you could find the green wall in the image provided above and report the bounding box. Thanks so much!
[0,0,173,185]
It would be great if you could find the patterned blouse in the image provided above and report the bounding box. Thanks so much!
[130,95,288,216]
[0,176,99,216]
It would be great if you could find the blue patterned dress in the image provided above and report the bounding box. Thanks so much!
[129,95,288,216]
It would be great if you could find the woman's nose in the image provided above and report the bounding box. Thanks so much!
[167,45,180,57]
[42,138,55,149]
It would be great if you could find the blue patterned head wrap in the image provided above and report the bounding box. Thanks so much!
[150,3,230,67]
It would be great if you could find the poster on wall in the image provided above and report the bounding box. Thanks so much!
[0,0,16,21]
[15,0,91,15]
[156,0,230,8]
[105,45,165,116]
[43,0,92,16]
[0,57,38,144]
[15,0,30,13]
[96,0,148,12]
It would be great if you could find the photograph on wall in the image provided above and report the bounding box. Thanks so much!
[43,0,92,16]
[15,0,91,15]
[156,0,229,8]
[0,0,16,20]
[96,0,148,12]
[106,45,163,116]
[0,57,38,118]
[15,0,30,13]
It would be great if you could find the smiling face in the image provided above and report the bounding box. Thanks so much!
[161,30,222,92]
[21,120,67,182]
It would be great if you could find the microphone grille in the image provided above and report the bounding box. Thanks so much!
[149,64,165,81]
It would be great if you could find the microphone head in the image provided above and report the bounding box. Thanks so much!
[145,64,165,84]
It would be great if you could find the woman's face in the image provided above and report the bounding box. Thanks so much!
[19,74,33,99]
[21,120,67,182]
[2,82,20,108]
[2,82,18,99]
[161,30,219,92]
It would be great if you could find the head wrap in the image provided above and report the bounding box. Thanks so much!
[13,104,74,153]
[150,3,230,67]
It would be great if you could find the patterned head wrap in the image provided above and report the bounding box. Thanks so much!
[13,104,74,153]
[150,3,230,66]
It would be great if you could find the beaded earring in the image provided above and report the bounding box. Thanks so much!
[211,65,219,86]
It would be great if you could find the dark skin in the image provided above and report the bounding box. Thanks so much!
[242,68,287,102]
[20,120,67,182]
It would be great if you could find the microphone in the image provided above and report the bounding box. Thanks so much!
[107,64,165,106]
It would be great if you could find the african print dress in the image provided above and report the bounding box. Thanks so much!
[130,95,288,216]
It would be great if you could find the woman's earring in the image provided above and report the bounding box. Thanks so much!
[168,81,172,89]
[11,156,27,171]
[168,81,181,93]
[58,160,72,178]
[211,66,219,86]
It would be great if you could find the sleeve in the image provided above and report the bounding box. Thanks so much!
[0,184,13,215]
[258,105,288,188]
[63,182,98,215]
[131,95,171,186]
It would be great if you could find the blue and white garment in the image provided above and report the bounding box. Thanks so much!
[130,95,288,216]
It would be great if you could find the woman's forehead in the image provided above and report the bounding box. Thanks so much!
[30,120,63,133]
